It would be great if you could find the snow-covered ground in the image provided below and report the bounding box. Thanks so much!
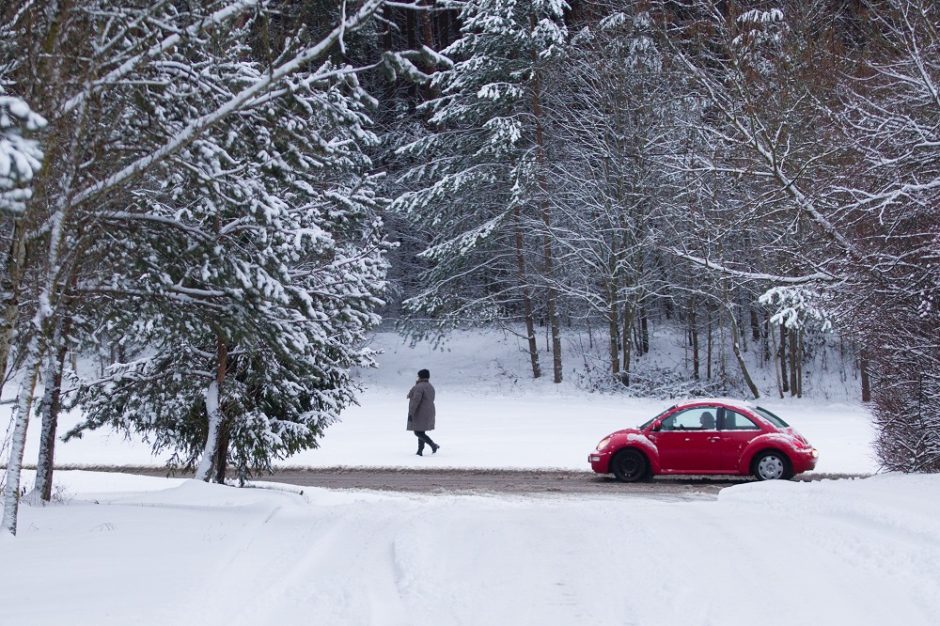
[21,330,879,474]
[3,470,939,626]
[4,331,934,625]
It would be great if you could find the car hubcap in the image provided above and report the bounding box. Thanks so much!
[758,455,784,480]
[620,456,641,479]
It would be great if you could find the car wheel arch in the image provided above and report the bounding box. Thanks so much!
[749,448,794,479]
[610,447,653,482]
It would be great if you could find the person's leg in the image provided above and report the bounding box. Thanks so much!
[418,431,439,453]
[414,431,426,455]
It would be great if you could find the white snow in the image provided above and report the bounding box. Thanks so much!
[2,331,932,625]
[20,330,879,474]
[2,470,938,625]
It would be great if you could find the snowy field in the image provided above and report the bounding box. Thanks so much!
[3,470,939,626]
[4,331,935,626]
[22,330,879,475]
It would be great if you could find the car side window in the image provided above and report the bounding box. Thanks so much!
[659,408,718,431]
[721,409,760,431]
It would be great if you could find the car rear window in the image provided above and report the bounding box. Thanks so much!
[755,406,790,428]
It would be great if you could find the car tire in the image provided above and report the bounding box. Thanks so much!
[611,449,648,483]
[753,450,793,481]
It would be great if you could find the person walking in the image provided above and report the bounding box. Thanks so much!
[407,369,439,456]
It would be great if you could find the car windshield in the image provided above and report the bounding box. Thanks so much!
[755,406,790,428]
[639,406,675,430]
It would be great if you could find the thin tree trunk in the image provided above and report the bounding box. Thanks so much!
[1,337,44,535]
[706,307,713,381]
[750,306,761,342]
[529,31,561,383]
[608,282,619,376]
[640,307,649,355]
[779,324,789,394]
[726,304,760,399]
[796,329,803,398]
[762,311,771,363]
[622,299,636,386]
[789,326,798,397]
[513,209,540,379]
[690,307,700,380]
[860,351,871,402]
[195,335,228,481]
[32,315,71,502]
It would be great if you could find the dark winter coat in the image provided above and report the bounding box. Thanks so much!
[406,379,436,431]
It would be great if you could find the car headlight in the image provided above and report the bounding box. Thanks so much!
[596,437,611,451]
[811,449,819,458]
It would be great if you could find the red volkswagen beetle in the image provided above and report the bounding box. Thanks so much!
[588,400,818,482]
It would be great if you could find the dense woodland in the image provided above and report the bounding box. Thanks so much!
[0,0,937,534]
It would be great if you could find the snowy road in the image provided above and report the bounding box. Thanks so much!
[81,466,869,495]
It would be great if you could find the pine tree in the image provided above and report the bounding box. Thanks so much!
[392,0,568,381]
[66,15,389,481]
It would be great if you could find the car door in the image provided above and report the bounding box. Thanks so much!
[651,406,722,472]
[716,408,763,471]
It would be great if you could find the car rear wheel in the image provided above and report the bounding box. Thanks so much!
[611,449,648,483]
[753,451,793,481]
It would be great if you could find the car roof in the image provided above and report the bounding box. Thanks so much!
[673,397,759,411]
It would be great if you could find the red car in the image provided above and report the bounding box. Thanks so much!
[588,400,818,482]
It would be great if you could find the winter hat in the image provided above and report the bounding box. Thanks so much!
[417,369,430,379]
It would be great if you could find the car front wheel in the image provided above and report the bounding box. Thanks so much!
[753,451,793,481]
[611,449,648,483]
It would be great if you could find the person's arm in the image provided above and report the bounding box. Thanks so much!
[408,387,423,416]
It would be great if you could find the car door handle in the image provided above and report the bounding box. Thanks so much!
[707,437,721,443]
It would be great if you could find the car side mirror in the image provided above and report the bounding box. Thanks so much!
[652,422,662,432]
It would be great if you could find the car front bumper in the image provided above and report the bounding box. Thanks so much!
[588,450,612,474]
[793,448,819,474]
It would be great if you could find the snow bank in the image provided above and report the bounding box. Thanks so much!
[1,471,937,626]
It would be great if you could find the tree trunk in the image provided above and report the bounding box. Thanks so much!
[1,337,44,535]
[622,299,636,386]
[195,335,228,481]
[789,326,798,397]
[213,421,230,484]
[706,308,713,381]
[860,351,872,402]
[762,311,771,363]
[690,307,700,380]
[796,329,803,398]
[608,282,620,376]
[513,209,541,379]
[32,316,71,502]
[529,31,562,383]
[726,304,760,399]
[640,307,650,355]
[779,324,789,393]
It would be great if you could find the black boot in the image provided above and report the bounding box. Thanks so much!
[416,440,425,456]
[431,443,440,454]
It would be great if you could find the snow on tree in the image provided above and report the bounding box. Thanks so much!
[834,0,940,472]
[66,31,389,478]
[541,6,675,386]
[0,93,45,214]
[392,0,569,381]
[1,0,387,536]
